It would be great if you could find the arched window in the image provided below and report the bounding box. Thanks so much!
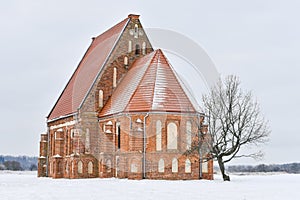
[167,122,178,149]
[124,56,128,66]
[156,120,162,151]
[78,161,83,174]
[134,24,139,38]
[88,161,93,174]
[172,158,178,173]
[99,90,103,108]
[186,121,192,150]
[142,42,146,55]
[185,159,191,173]
[135,44,140,55]
[128,40,132,52]
[106,159,112,173]
[113,67,117,88]
[158,158,164,173]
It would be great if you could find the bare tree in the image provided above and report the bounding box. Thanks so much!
[202,75,270,181]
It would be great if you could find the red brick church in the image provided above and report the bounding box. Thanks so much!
[38,14,213,180]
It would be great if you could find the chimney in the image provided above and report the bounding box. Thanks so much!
[128,14,140,19]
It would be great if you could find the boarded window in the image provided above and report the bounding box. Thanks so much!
[172,158,178,173]
[158,158,164,173]
[167,122,178,149]
[186,121,192,150]
[185,159,191,173]
[88,161,93,174]
[156,120,162,151]
[78,161,83,174]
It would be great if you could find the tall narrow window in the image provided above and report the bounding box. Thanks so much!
[113,67,117,88]
[88,161,93,174]
[158,158,164,173]
[78,161,83,174]
[142,42,146,55]
[185,159,191,173]
[134,24,139,38]
[130,159,138,173]
[106,159,112,173]
[167,122,178,149]
[202,161,208,173]
[172,158,178,173]
[156,120,162,151]
[66,162,69,174]
[186,121,192,150]
[116,122,121,149]
[99,90,103,108]
[85,128,90,153]
[135,44,140,55]
[128,40,132,52]
[124,56,128,66]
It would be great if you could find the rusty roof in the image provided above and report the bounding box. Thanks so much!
[48,17,130,120]
[100,49,199,117]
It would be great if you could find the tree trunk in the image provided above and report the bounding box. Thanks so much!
[217,156,230,181]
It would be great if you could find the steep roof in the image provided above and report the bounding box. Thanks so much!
[48,17,130,120]
[100,49,200,117]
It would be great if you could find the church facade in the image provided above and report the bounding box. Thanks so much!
[38,14,213,180]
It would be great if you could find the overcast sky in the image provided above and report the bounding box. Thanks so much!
[1,0,299,165]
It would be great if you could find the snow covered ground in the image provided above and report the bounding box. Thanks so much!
[0,171,299,200]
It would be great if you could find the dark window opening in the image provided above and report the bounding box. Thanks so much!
[117,125,121,149]
[135,44,140,55]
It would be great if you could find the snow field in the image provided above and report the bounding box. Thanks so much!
[0,171,299,200]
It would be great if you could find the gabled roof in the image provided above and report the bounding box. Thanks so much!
[100,49,200,117]
[48,17,130,120]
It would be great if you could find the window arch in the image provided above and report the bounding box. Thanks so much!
[135,44,140,55]
[142,42,146,55]
[185,159,191,173]
[106,159,112,173]
[88,161,93,174]
[186,121,192,150]
[156,120,162,151]
[128,40,132,52]
[172,158,178,173]
[78,161,83,174]
[99,90,103,108]
[167,122,178,149]
[158,158,164,173]
[113,67,117,88]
